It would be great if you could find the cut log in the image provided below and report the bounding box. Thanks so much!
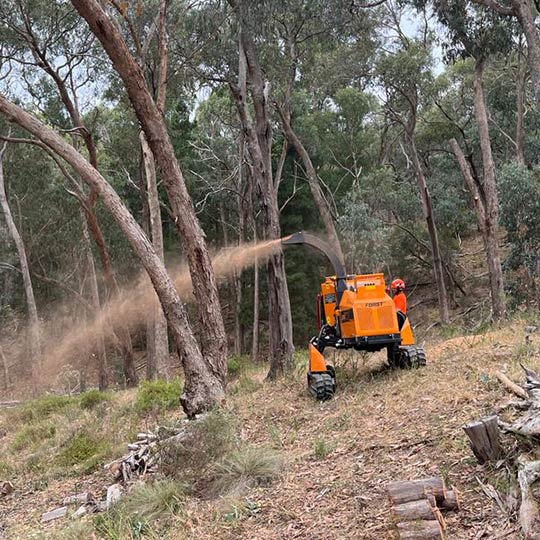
[393,500,446,531]
[42,506,68,523]
[0,400,20,409]
[495,371,528,400]
[396,519,445,539]
[393,499,438,521]
[440,489,461,512]
[387,477,447,505]
[463,416,503,463]
[0,481,13,498]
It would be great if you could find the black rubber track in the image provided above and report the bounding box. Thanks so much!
[414,346,427,367]
[308,373,336,401]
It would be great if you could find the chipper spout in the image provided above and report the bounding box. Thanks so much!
[282,232,348,308]
[281,231,346,278]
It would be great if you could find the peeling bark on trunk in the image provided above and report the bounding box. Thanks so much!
[473,58,506,320]
[0,148,41,372]
[71,0,228,388]
[140,131,169,380]
[276,105,344,264]
[0,95,224,417]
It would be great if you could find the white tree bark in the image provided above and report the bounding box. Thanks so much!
[0,143,42,372]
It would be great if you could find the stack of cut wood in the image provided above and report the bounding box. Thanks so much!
[386,477,461,539]
[105,414,207,483]
[464,361,540,539]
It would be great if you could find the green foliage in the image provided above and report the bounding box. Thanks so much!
[54,431,109,468]
[13,394,76,423]
[11,422,56,451]
[135,379,182,415]
[313,437,334,459]
[212,445,283,495]
[499,162,540,306]
[227,355,251,378]
[79,389,110,410]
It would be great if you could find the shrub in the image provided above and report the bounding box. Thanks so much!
[79,389,110,410]
[14,394,76,422]
[227,356,242,377]
[94,480,185,539]
[55,431,109,468]
[212,445,283,495]
[11,422,56,451]
[135,379,182,414]
[160,409,235,486]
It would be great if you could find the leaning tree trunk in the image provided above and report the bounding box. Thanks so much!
[276,105,345,265]
[406,132,450,325]
[71,0,228,388]
[0,147,42,372]
[0,95,224,417]
[140,131,169,380]
[473,57,506,320]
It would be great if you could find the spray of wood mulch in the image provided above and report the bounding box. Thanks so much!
[29,239,282,387]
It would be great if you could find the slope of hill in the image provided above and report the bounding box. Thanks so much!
[1,317,538,540]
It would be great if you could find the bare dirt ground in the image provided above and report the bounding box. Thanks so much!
[1,319,537,539]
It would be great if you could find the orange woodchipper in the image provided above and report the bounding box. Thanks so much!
[281,232,426,401]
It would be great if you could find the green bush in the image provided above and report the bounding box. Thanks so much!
[212,445,283,495]
[14,394,76,422]
[79,389,110,410]
[55,431,109,468]
[11,422,56,451]
[135,379,182,414]
[227,356,242,377]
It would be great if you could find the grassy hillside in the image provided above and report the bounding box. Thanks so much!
[1,318,539,539]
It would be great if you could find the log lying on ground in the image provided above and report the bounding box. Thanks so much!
[463,416,503,463]
[517,459,540,540]
[396,520,445,540]
[393,499,440,522]
[387,477,447,505]
[439,489,461,512]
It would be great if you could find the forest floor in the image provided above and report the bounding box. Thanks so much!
[1,316,539,539]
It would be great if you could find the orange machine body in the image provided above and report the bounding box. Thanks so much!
[311,272,415,372]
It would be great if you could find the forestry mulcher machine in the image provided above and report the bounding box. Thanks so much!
[281,232,426,401]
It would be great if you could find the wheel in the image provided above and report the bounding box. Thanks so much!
[399,346,426,369]
[308,372,336,401]
[414,346,427,367]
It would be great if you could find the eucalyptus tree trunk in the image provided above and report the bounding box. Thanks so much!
[71,0,228,388]
[405,131,450,325]
[80,208,108,390]
[230,0,294,377]
[0,147,42,371]
[0,95,224,417]
[140,131,169,380]
[473,58,506,320]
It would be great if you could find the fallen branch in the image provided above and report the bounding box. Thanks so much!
[495,371,528,400]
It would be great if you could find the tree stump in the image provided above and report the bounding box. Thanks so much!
[396,520,445,539]
[387,477,447,505]
[463,416,502,464]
